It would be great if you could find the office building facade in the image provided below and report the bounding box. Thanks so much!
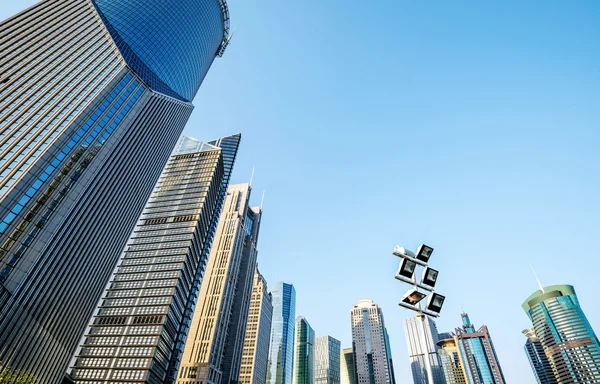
[522,328,556,384]
[239,268,273,384]
[350,299,394,384]
[293,317,315,384]
[177,183,261,384]
[522,285,600,383]
[340,348,357,384]
[404,314,445,384]
[455,313,506,384]
[315,336,341,384]
[71,134,239,383]
[437,335,467,384]
[222,204,263,384]
[267,282,296,384]
[0,0,230,381]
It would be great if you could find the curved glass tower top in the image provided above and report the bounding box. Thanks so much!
[93,0,229,101]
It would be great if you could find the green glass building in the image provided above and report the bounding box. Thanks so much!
[522,284,600,383]
[293,317,315,384]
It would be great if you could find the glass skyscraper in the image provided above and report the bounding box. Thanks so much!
[0,0,230,382]
[403,314,445,384]
[70,134,239,383]
[293,317,315,384]
[315,336,341,384]
[437,334,467,384]
[455,313,506,384]
[340,348,357,384]
[177,183,262,384]
[522,284,600,383]
[522,328,556,384]
[267,282,296,384]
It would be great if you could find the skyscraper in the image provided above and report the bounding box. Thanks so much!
[267,282,296,384]
[522,328,556,384]
[455,313,506,384]
[383,330,396,384]
[222,204,263,384]
[70,134,239,383]
[177,183,262,384]
[437,335,467,384]
[522,284,600,383]
[350,299,394,384]
[340,348,357,384]
[0,0,230,381]
[315,336,341,384]
[239,268,273,384]
[404,314,445,384]
[293,317,315,384]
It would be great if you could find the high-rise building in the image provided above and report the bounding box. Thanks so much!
[383,330,396,384]
[267,282,296,384]
[293,317,315,384]
[222,204,263,384]
[0,0,230,381]
[340,348,357,384]
[70,134,239,383]
[522,328,556,384]
[455,313,506,384]
[437,334,467,384]
[239,268,273,384]
[404,314,445,384]
[522,284,600,383]
[177,183,262,384]
[315,336,341,384]
[350,299,394,384]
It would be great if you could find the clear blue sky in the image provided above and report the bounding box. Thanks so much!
[3,1,600,382]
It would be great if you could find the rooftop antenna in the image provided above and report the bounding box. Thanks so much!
[530,264,545,293]
[249,166,255,187]
[260,190,266,210]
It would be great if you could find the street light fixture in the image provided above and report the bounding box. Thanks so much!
[401,288,427,306]
[392,242,446,384]
[397,258,417,279]
[426,293,446,314]
[392,243,444,317]
[415,244,434,263]
[421,267,439,288]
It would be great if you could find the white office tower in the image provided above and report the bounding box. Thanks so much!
[315,336,341,384]
[404,314,445,384]
[350,299,394,384]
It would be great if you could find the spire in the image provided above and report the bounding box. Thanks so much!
[530,264,544,293]
[249,166,255,187]
[260,190,265,210]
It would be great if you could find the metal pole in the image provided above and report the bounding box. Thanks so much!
[420,314,435,384]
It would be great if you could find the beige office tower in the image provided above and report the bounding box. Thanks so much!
[178,183,262,384]
[437,336,467,384]
[240,269,274,384]
[350,299,394,384]
[71,134,240,384]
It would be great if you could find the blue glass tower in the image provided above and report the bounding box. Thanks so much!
[522,328,556,384]
[267,282,296,384]
[455,313,506,384]
[0,1,230,382]
[523,285,600,383]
